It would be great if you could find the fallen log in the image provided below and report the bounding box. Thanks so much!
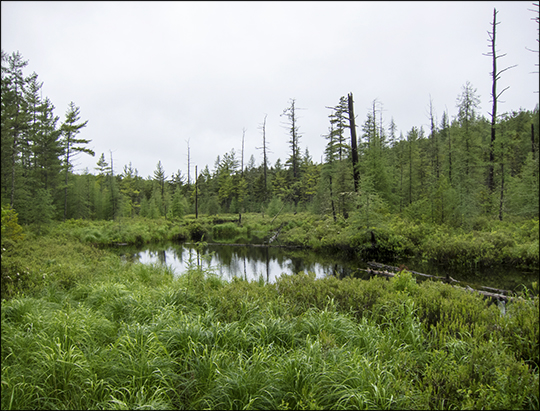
[455,285,514,303]
[364,263,517,303]
[480,285,510,295]
[268,222,286,244]
[188,242,304,249]
[367,261,454,282]
[360,268,395,278]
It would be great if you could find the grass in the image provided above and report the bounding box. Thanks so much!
[2,228,539,410]
[1,216,539,409]
[18,213,538,271]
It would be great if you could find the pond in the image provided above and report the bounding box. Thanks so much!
[115,242,539,293]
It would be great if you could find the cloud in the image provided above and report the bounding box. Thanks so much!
[1,1,538,179]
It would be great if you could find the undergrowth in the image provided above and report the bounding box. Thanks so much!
[1,230,538,410]
[12,214,537,269]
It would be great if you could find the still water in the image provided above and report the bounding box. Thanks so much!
[117,242,539,292]
[120,243,351,283]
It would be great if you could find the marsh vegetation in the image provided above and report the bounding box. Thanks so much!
[1,213,539,409]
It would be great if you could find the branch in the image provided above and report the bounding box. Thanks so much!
[496,86,511,100]
[497,64,517,76]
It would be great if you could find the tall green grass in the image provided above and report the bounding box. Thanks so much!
[1,228,539,409]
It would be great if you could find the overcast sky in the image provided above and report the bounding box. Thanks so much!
[2,1,538,180]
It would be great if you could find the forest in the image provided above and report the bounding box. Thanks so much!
[1,6,539,408]
[1,50,538,229]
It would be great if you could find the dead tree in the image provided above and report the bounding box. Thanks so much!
[484,8,517,192]
[256,114,270,202]
[348,93,360,192]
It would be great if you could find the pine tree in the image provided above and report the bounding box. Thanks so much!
[171,188,187,218]
[360,100,391,204]
[406,127,420,205]
[33,97,62,192]
[281,99,303,208]
[120,163,141,217]
[153,160,167,216]
[326,96,350,161]
[456,82,481,182]
[1,51,31,209]
[95,153,110,188]
[60,102,94,220]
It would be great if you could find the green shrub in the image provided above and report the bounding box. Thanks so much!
[2,217,538,410]
[212,222,246,242]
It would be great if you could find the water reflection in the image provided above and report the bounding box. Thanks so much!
[118,242,538,291]
[121,243,356,283]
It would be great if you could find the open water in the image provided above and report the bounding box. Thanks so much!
[116,242,539,293]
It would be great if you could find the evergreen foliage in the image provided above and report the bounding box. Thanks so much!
[2,10,539,406]
[0,50,538,241]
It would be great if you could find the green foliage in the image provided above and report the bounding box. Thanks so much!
[1,51,539,408]
[1,205,24,244]
[2,51,538,236]
[212,222,249,243]
[1,230,538,410]
[266,196,284,217]
[205,195,220,216]
[170,189,186,219]
[391,269,418,293]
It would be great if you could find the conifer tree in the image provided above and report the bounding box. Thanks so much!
[153,160,167,216]
[60,101,93,220]
[33,97,62,192]
[281,99,303,208]
[327,96,350,161]
[1,51,31,209]
[120,163,141,217]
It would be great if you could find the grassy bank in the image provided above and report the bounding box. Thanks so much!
[25,213,539,269]
[1,230,539,409]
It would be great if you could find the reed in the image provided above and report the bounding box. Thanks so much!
[1,229,538,410]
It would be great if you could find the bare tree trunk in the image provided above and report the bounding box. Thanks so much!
[110,150,117,220]
[186,139,191,187]
[329,174,336,222]
[241,128,245,176]
[63,136,71,221]
[485,8,516,192]
[409,136,413,205]
[429,98,439,179]
[499,160,505,221]
[257,114,269,202]
[532,123,536,161]
[195,165,198,219]
[348,93,359,192]
[10,134,17,208]
[448,118,452,184]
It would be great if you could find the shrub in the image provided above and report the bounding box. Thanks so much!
[1,205,24,245]
[212,222,246,242]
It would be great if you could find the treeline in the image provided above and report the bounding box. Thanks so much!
[1,50,539,229]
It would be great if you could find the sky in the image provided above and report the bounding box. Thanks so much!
[2,1,538,180]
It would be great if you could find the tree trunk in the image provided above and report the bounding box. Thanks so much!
[329,174,336,222]
[348,93,359,192]
[448,123,452,184]
[532,123,536,161]
[486,8,516,192]
[195,165,198,219]
[499,160,505,221]
[63,135,71,221]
